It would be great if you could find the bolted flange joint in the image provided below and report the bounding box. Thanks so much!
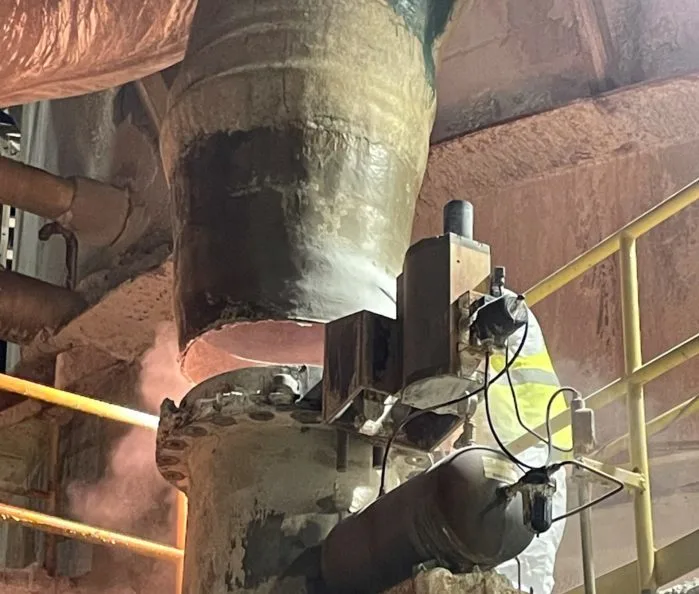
[156,365,324,492]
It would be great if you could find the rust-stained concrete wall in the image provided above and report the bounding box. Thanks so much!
[434,0,699,141]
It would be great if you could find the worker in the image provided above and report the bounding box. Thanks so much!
[469,296,571,594]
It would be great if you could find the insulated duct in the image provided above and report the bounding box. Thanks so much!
[0,270,87,345]
[0,0,195,108]
[0,156,129,246]
[161,0,466,382]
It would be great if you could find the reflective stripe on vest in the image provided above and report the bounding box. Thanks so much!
[484,292,572,451]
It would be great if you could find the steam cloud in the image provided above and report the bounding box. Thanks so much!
[65,323,192,592]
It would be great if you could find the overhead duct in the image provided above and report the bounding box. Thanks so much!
[0,0,195,108]
[161,0,466,382]
[0,270,87,345]
[0,156,129,246]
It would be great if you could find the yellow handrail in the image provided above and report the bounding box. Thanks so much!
[0,373,159,430]
[0,372,185,590]
[595,391,699,461]
[518,176,699,594]
[0,501,182,562]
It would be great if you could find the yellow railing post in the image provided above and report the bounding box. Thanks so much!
[175,492,188,594]
[619,234,656,594]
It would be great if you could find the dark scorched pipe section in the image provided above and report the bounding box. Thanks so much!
[160,0,465,382]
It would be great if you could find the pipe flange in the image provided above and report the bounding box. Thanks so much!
[156,365,324,492]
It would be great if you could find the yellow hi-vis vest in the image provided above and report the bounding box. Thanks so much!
[482,301,572,452]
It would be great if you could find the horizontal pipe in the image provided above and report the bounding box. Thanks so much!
[526,177,699,306]
[0,501,182,562]
[509,332,699,454]
[0,156,129,246]
[595,391,699,461]
[0,269,87,344]
[0,373,159,431]
[0,156,75,219]
[321,447,533,593]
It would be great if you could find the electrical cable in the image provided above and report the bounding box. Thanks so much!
[504,347,574,461]
[378,312,531,496]
[549,458,624,523]
[483,352,534,470]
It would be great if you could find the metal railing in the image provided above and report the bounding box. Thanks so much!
[0,374,186,592]
[511,177,699,594]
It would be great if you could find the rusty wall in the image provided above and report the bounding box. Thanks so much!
[416,101,699,447]
[433,0,699,141]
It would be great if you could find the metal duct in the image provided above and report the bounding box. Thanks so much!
[161,0,466,382]
[0,0,195,108]
[0,270,87,345]
[0,157,129,246]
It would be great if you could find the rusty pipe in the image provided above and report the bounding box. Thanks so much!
[0,156,129,246]
[0,157,74,219]
[161,0,465,382]
[0,269,86,344]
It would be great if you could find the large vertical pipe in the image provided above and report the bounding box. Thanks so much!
[158,0,466,590]
[160,0,465,383]
[157,367,378,594]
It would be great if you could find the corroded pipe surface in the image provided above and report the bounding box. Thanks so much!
[161,0,465,382]
[0,157,74,220]
[0,270,86,344]
[0,0,195,108]
[0,156,130,246]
